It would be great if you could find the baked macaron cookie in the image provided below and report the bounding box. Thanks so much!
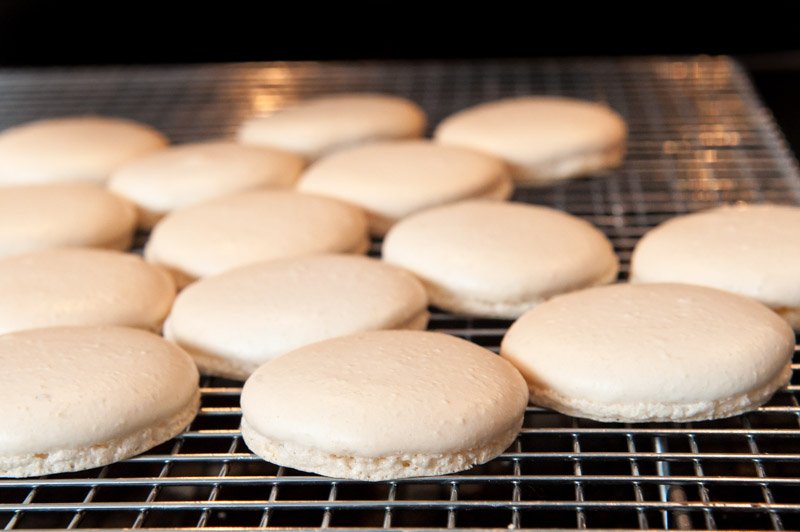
[501,283,795,422]
[145,190,369,288]
[0,248,175,335]
[434,96,626,183]
[383,200,618,318]
[297,140,513,235]
[237,93,426,160]
[108,141,305,228]
[165,254,428,379]
[0,116,167,185]
[241,330,528,480]
[0,326,199,477]
[0,183,137,258]
[631,204,800,329]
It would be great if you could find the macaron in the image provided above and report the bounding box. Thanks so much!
[631,204,800,329]
[501,283,795,422]
[108,141,305,228]
[237,93,426,160]
[297,140,513,235]
[382,200,619,318]
[0,326,199,478]
[145,190,369,288]
[434,96,626,183]
[164,254,429,379]
[0,116,167,185]
[0,248,175,335]
[240,330,528,480]
[0,183,137,258]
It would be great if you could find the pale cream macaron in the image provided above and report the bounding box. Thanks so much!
[145,190,369,288]
[164,254,428,379]
[0,116,167,186]
[631,204,800,329]
[297,140,513,235]
[0,183,137,258]
[501,283,795,423]
[237,93,427,160]
[240,330,528,480]
[108,141,305,228]
[434,96,627,184]
[0,248,175,335]
[382,200,619,318]
[0,326,200,478]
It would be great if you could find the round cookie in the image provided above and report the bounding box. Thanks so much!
[108,141,305,228]
[501,283,795,422]
[237,93,426,160]
[630,204,800,329]
[164,254,429,379]
[434,96,627,183]
[0,183,137,258]
[0,326,199,478]
[297,140,513,235]
[382,200,619,318]
[0,116,167,186]
[240,330,528,480]
[0,248,175,335]
[145,190,369,288]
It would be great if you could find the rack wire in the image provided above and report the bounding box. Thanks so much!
[0,57,799,530]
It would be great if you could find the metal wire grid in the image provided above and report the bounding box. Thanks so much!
[0,57,798,530]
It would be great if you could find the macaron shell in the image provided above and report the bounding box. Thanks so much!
[501,283,795,421]
[0,248,175,335]
[238,93,427,160]
[164,254,429,375]
[0,326,199,456]
[0,183,137,258]
[382,200,619,317]
[144,190,369,284]
[631,204,800,310]
[297,140,513,230]
[0,116,167,185]
[241,330,529,458]
[108,141,305,225]
[435,96,626,182]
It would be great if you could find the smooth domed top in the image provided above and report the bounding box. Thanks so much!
[0,248,175,335]
[108,141,304,223]
[0,183,137,258]
[237,93,426,160]
[241,330,528,457]
[297,140,512,226]
[501,283,794,406]
[435,96,626,171]
[144,190,369,282]
[383,200,619,304]
[0,326,198,455]
[164,254,428,365]
[631,204,800,308]
[0,116,167,185]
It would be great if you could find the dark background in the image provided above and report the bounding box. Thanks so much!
[0,2,798,64]
[0,1,798,153]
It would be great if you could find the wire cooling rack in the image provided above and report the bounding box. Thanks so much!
[0,57,799,530]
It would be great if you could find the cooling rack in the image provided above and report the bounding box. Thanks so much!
[0,57,798,530]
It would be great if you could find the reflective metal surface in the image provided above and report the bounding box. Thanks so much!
[0,57,798,530]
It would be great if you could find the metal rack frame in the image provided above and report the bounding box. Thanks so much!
[0,57,799,530]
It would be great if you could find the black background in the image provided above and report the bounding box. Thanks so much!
[1,1,799,153]
[0,2,798,64]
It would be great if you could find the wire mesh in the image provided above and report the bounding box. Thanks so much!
[0,57,799,530]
